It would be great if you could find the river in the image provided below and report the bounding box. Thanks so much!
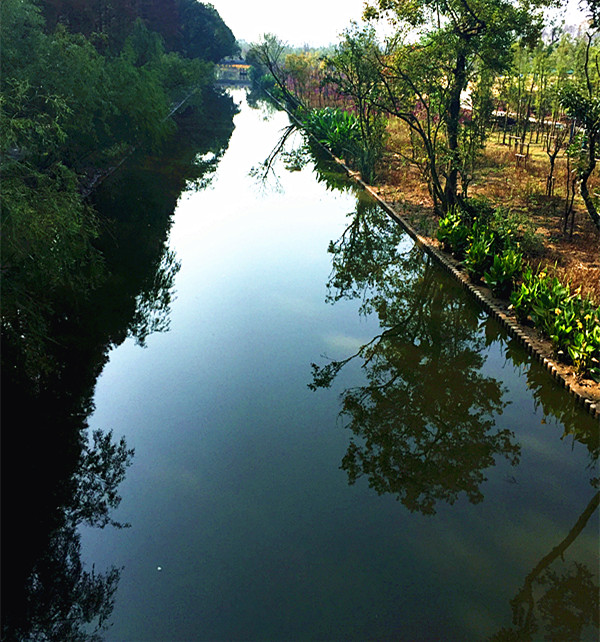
[6,88,599,641]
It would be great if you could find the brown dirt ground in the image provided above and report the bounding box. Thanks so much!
[369,123,600,408]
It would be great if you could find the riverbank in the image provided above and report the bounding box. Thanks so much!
[342,162,600,419]
[376,135,600,303]
[269,91,600,418]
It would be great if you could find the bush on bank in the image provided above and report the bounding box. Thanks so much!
[300,107,385,184]
[436,200,600,380]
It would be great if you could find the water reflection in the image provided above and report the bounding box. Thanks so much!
[247,102,360,197]
[309,190,598,637]
[249,122,297,190]
[4,432,133,641]
[491,491,599,641]
[1,90,236,639]
[311,195,599,512]
[504,338,599,480]
[310,201,518,514]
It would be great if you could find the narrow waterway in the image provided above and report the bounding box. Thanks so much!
[80,89,598,641]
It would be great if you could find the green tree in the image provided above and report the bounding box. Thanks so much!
[176,0,238,62]
[363,0,546,213]
[559,28,600,230]
[247,34,303,109]
[285,51,324,107]
[323,23,388,182]
[1,88,237,638]
[0,0,236,388]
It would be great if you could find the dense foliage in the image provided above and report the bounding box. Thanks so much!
[0,0,237,373]
[40,0,238,61]
[248,1,598,228]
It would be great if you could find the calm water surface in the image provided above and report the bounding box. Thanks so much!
[80,90,598,641]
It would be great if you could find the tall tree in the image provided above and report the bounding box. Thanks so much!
[559,3,600,230]
[363,0,547,213]
[176,0,238,61]
[247,34,304,109]
[323,23,388,182]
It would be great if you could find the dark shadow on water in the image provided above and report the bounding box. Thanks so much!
[1,90,237,640]
[308,190,598,638]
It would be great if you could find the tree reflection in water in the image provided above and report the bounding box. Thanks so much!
[8,432,134,642]
[492,339,599,640]
[310,198,518,514]
[1,91,237,640]
[490,491,599,641]
[309,192,598,637]
[503,337,599,480]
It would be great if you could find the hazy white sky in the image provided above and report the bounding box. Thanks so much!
[212,0,369,46]
[212,0,589,47]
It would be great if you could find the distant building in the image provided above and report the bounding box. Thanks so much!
[217,59,251,83]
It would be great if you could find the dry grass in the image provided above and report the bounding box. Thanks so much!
[376,120,600,303]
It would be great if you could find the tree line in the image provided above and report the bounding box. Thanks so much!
[0,0,238,374]
[248,0,599,229]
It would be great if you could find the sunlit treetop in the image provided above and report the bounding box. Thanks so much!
[363,0,559,43]
[362,0,565,73]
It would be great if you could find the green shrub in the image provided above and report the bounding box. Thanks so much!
[302,107,361,159]
[529,271,573,335]
[464,231,494,282]
[510,265,600,378]
[302,107,385,183]
[509,265,538,323]
[461,196,495,226]
[566,300,600,379]
[488,207,544,256]
[484,249,522,298]
[437,208,459,250]
[549,298,579,353]
[437,207,470,259]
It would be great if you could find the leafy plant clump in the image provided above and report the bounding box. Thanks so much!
[302,107,362,160]
[464,233,494,282]
[437,203,598,380]
[484,248,523,298]
[437,201,516,269]
[510,266,600,379]
[301,106,385,183]
[436,207,471,259]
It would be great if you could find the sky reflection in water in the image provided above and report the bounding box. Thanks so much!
[78,90,598,641]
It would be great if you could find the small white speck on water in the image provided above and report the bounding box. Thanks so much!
[157,566,162,571]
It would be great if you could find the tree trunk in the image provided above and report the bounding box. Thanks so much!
[580,133,600,231]
[444,50,467,210]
